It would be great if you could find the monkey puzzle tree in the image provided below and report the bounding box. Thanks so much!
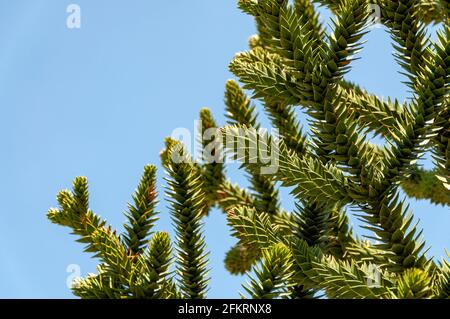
[205,0,449,298]
[48,0,449,299]
[47,140,209,298]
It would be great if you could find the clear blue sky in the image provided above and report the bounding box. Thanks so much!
[0,1,448,298]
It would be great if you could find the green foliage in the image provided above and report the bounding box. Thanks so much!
[224,243,261,275]
[243,244,294,299]
[401,167,450,205]
[122,165,159,254]
[199,108,225,209]
[48,148,209,298]
[163,139,210,299]
[49,0,448,299]
[224,80,281,216]
[396,268,433,299]
[292,238,395,298]
[213,0,448,298]
[434,257,450,298]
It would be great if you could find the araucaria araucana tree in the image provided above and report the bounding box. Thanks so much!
[48,140,209,298]
[48,0,449,299]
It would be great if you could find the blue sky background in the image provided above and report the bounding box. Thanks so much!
[0,1,448,298]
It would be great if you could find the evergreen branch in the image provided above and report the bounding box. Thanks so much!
[222,126,351,206]
[240,2,326,105]
[48,174,177,298]
[225,242,261,275]
[312,0,342,11]
[248,172,281,216]
[382,26,449,187]
[338,81,409,141]
[263,99,309,156]
[277,147,351,206]
[292,238,395,298]
[89,226,135,289]
[345,240,391,266]
[324,0,369,81]
[324,1,449,25]
[382,0,428,86]
[157,279,183,299]
[243,243,294,299]
[137,232,173,298]
[225,120,356,260]
[237,0,273,47]
[199,108,225,208]
[414,0,450,24]
[268,3,324,79]
[430,50,450,190]
[238,0,290,52]
[308,0,370,162]
[217,181,257,212]
[72,265,123,299]
[122,165,159,255]
[305,1,373,177]
[147,232,172,280]
[224,80,281,216]
[401,167,450,205]
[225,79,260,129]
[163,139,209,299]
[294,0,325,44]
[311,88,388,193]
[358,192,429,272]
[47,177,111,255]
[434,258,450,298]
[49,0,449,300]
[396,268,434,298]
[48,178,142,293]
[229,47,303,104]
[293,201,331,247]
[291,201,356,260]
[227,206,281,250]
[325,207,357,259]
[358,34,449,264]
